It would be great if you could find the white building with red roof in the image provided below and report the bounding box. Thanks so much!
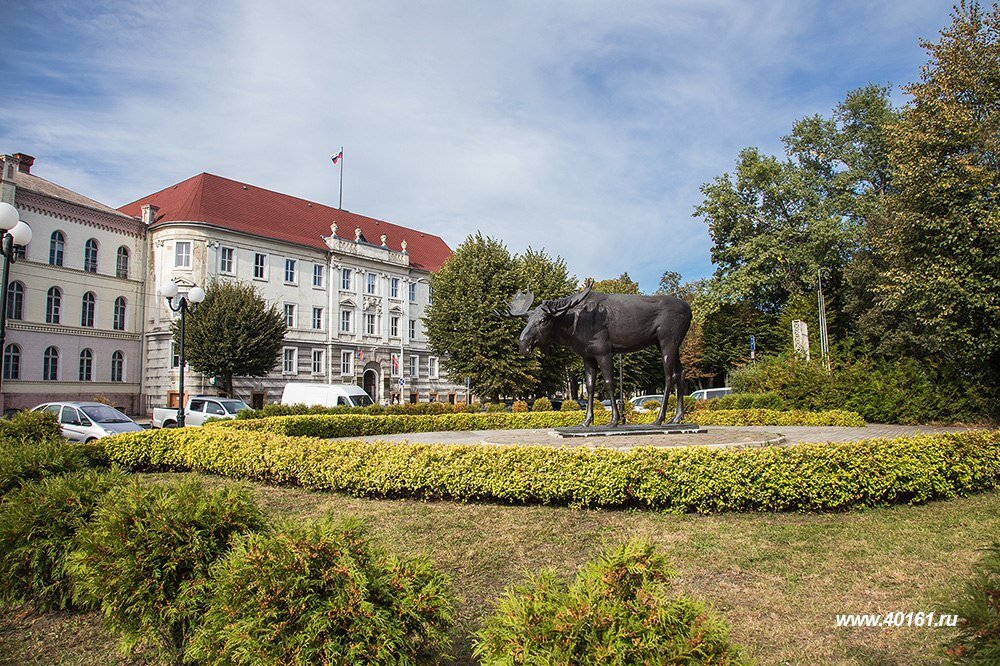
[1,153,465,414]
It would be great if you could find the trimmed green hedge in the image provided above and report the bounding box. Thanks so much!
[211,408,864,439]
[102,428,999,513]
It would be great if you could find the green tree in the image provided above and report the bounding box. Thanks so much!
[175,280,287,397]
[862,1,1000,390]
[424,234,537,401]
[656,270,682,296]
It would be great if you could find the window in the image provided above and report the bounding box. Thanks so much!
[340,350,353,375]
[408,319,416,340]
[312,307,323,330]
[341,268,352,290]
[391,353,400,377]
[219,246,235,274]
[284,258,297,284]
[428,356,439,379]
[364,313,376,335]
[428,286,433,304]
[311,349,325,374]
[282,348,297,374]
[283,303,296,328]
[43,346,59,381]
[81,292,96,328]
[205,402,225,416]
[409,355,418,379]
[49,231,65,266]
[3,344,21,380]
[390,316,399,338]
[84,239,99,273]
[113,296,127,331]
[340,310,352,333]
[189,399,206,412]
[116,246,130,278]
[313,264,324,288]
[79,348,93,381]
[390,278,399,298]
[171,341,180,368]
[408,282,416,302]
[6,281,23,320]
[46,287,62,324]
[174,241,191,268]
[111,351,124,382]
[253,253,267,279]
[366,272,377,294]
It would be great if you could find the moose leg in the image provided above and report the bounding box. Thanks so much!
[582,358,598,427]
[654,349,679,426]
[597,354,620,426]
[670,365,685,424]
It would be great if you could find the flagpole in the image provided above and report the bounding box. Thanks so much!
[338,146,344,210]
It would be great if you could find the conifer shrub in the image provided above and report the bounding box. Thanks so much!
[0,410,63,442]
[511,400,529,413]
[0,439,98,496]
[187,516,454,665]
[559,399,582,411]
[66,477,266,661]
[943,542,1000,664]
[531,397,552,412]
[475,540,747,665]
[0,469,126,611]
[706,391,788,411]
[485,402,507,412]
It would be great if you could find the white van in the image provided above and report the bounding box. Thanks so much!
[280,382,375,408]
[689,388,734,401]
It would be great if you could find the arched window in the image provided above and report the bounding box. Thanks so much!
[116,246,130,279]
[49,231,65,266]
[46,287,62,324]
[111,351,125,382]
[6,281,24,320]
[113,296,127,331]
[84,239,99,273]
[43,346,59,381]
[79,348,93,381]
[3,344,21,380]
[81,292,96,327]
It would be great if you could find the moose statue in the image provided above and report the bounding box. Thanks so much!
[506,287,692,428]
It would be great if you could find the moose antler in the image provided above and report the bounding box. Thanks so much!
[494,290,535,318]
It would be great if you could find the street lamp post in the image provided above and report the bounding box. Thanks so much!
[159,281,205,427]
[0,202,32,416]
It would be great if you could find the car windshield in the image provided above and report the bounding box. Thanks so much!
[219,400,250,414]
[80,405,132,423]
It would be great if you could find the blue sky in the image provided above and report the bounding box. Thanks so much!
[0,0,954,292]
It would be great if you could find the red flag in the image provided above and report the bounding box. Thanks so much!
[392,354,399,372]
[357,349,364,362]
[331,151,343,165]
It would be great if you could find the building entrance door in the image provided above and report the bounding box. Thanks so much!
[363,369,379,403]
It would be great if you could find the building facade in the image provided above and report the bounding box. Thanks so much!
[0,153,146,413]
[1,155,466,413]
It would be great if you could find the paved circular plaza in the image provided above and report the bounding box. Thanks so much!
[329,423,979,451]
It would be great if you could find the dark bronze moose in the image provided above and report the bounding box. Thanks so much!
[506,288,692,427]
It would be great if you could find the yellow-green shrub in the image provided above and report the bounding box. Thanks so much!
[103,428,999,514]
[531,397,552,412]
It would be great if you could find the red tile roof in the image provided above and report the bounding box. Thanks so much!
[118,173,452,272]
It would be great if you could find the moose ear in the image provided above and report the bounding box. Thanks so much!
[547,287,591,317]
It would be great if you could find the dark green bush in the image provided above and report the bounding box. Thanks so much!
[485,402,507,412]
[707,391,788,411]
[102,428,999,513]
[187,516,453,665]
[731,354,995,424]
[66,477,266,661]
[0,439,100,496]
[943,542,1000,664]
[475,540,747,664]
[0,410,63,442]
[0,469,126,611]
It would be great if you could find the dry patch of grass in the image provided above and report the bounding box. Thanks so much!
[3,473,997,665]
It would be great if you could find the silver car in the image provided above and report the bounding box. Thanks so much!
[32,402,144,442]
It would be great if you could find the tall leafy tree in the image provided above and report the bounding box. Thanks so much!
[423,234,537,401]
[863,1,1000,387]
[175,280,287,397]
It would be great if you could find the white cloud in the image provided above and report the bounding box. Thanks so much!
[0,0,951,291]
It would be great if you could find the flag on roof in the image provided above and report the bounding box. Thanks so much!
[331,151,343,165]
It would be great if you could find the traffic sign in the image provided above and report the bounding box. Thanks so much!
[399,378,405,386]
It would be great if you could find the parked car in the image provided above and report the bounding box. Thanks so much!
[629,395,665,411]
[280,382,374,408]
[689,387,734,401]
[151,396,250,428]
[32,402,144,442]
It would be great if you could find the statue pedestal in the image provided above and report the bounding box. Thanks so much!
[552,423,706,438]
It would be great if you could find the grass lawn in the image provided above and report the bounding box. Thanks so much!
[2,472,997,665]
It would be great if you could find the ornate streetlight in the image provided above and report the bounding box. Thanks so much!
[159,280,205,427]
[0,202,32,415]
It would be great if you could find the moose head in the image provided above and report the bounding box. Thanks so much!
[504,289,591,355]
